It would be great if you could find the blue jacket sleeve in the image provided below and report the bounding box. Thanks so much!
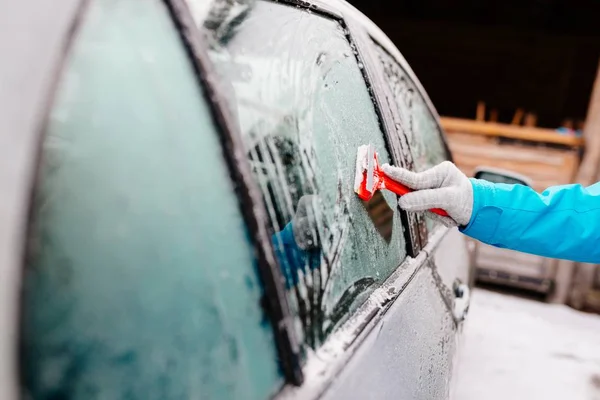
[461,179,600,263]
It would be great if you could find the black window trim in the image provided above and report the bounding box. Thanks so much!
[163,0,305,386]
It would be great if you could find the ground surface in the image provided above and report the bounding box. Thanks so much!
[452,289,600,400]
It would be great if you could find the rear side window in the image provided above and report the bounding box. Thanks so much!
[21,1,281,399]
[373,43,449,231]
[190,0,408,350]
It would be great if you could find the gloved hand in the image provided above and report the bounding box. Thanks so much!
[381,161,473,227]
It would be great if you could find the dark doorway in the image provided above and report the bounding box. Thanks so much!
[352,0,600,128]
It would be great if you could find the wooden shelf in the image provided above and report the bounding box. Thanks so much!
[440,117,585,147]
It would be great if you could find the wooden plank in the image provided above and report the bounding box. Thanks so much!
[441,117,585,147]
[476,101,485,121]
[512,108,524,125]
[450,148,576,173]
[449,141,571,166]
[489,108,498,122]
[447,132,496,145]
[446,130,580,192]
[524,112,537,127]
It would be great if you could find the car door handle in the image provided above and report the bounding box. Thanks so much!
[452,280,470,322]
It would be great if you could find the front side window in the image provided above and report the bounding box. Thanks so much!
[190,0,408,350]
[373,42,449,232]
[21,1,281,399]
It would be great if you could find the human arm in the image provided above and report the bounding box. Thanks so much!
[382,162,600,263]
[464,179,600,263]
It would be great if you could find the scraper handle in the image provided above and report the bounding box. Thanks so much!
[381,175,450,218]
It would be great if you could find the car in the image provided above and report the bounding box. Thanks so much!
[469,167,557,297]
[2,0,472,399]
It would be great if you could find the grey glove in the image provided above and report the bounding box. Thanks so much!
[381,161,473,227]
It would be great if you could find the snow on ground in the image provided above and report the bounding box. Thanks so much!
[452,289,600,400]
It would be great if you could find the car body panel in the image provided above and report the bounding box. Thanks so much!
[321,266,456,400]
[432,227,473,300]
[279,226,469,399]
[278,250,429,399]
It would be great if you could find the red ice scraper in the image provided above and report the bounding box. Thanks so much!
[353,144,449,217]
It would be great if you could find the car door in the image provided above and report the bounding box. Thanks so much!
[185,0,459,398]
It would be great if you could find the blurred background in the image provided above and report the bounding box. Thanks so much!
[354,0,600,128]
[352,1,600,398]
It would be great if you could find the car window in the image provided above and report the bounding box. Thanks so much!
[189,0,408,350]
[373,42,449,232]
[20,1,281,399]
